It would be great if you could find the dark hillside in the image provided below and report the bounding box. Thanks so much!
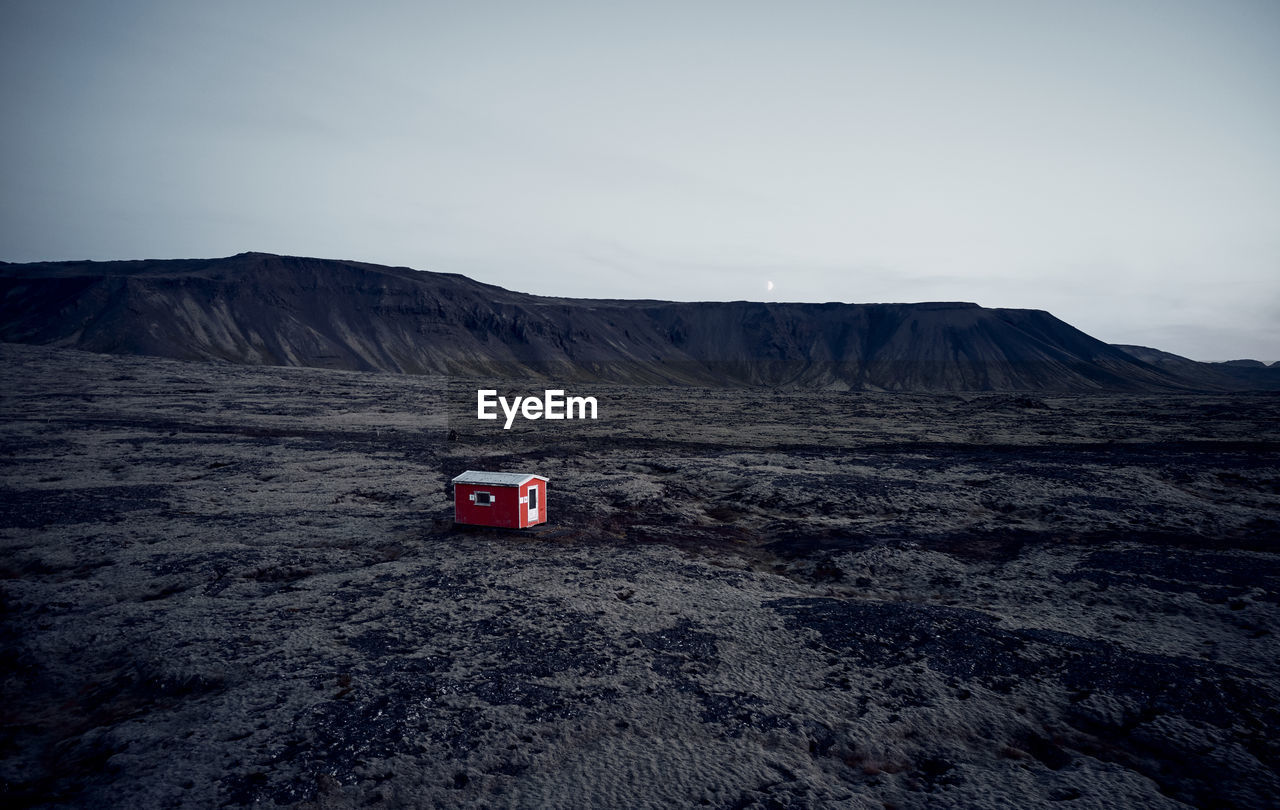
[0,252,1240,391]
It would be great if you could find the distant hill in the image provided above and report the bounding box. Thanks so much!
[1112,345,1280,391]
[0,252,1267,392]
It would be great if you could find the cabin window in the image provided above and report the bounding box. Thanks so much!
[528,487,538,510]
[472,491,493,506]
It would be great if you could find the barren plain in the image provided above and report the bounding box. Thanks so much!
[2,342,1278,808]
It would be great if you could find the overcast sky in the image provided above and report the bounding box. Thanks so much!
[2,0,1277,361]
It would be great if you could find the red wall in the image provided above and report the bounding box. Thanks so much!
[453,481,547,528]
[454,483,520,528]
[521,480,546,527]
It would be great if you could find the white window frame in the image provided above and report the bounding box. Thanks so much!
[471,490,494,506]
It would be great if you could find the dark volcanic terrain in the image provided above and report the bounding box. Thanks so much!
[1,343,1278,808]
[5,253,1275,392]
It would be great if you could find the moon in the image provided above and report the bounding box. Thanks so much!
[767,280,774,291]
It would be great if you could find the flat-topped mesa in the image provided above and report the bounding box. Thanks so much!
[0,251,1252,392]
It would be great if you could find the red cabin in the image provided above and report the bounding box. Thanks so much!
[451,470,548,529]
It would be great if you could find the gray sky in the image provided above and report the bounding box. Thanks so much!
[2,0,1277,361]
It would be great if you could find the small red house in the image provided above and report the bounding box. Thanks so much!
[451,470,548,529]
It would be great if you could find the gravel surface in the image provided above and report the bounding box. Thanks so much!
[2,343,1277,808]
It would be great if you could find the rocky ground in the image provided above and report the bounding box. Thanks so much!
[1,343,1278,808]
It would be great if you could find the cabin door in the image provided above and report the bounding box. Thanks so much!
[527,484,539,522]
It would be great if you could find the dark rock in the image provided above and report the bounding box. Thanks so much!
[0,252,1224,391]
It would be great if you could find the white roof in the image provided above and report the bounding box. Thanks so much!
[451,470,548,487]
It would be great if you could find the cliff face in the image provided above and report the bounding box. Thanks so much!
[0,251,1239,391]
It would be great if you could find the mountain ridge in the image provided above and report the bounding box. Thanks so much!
[2,252,1274,391]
